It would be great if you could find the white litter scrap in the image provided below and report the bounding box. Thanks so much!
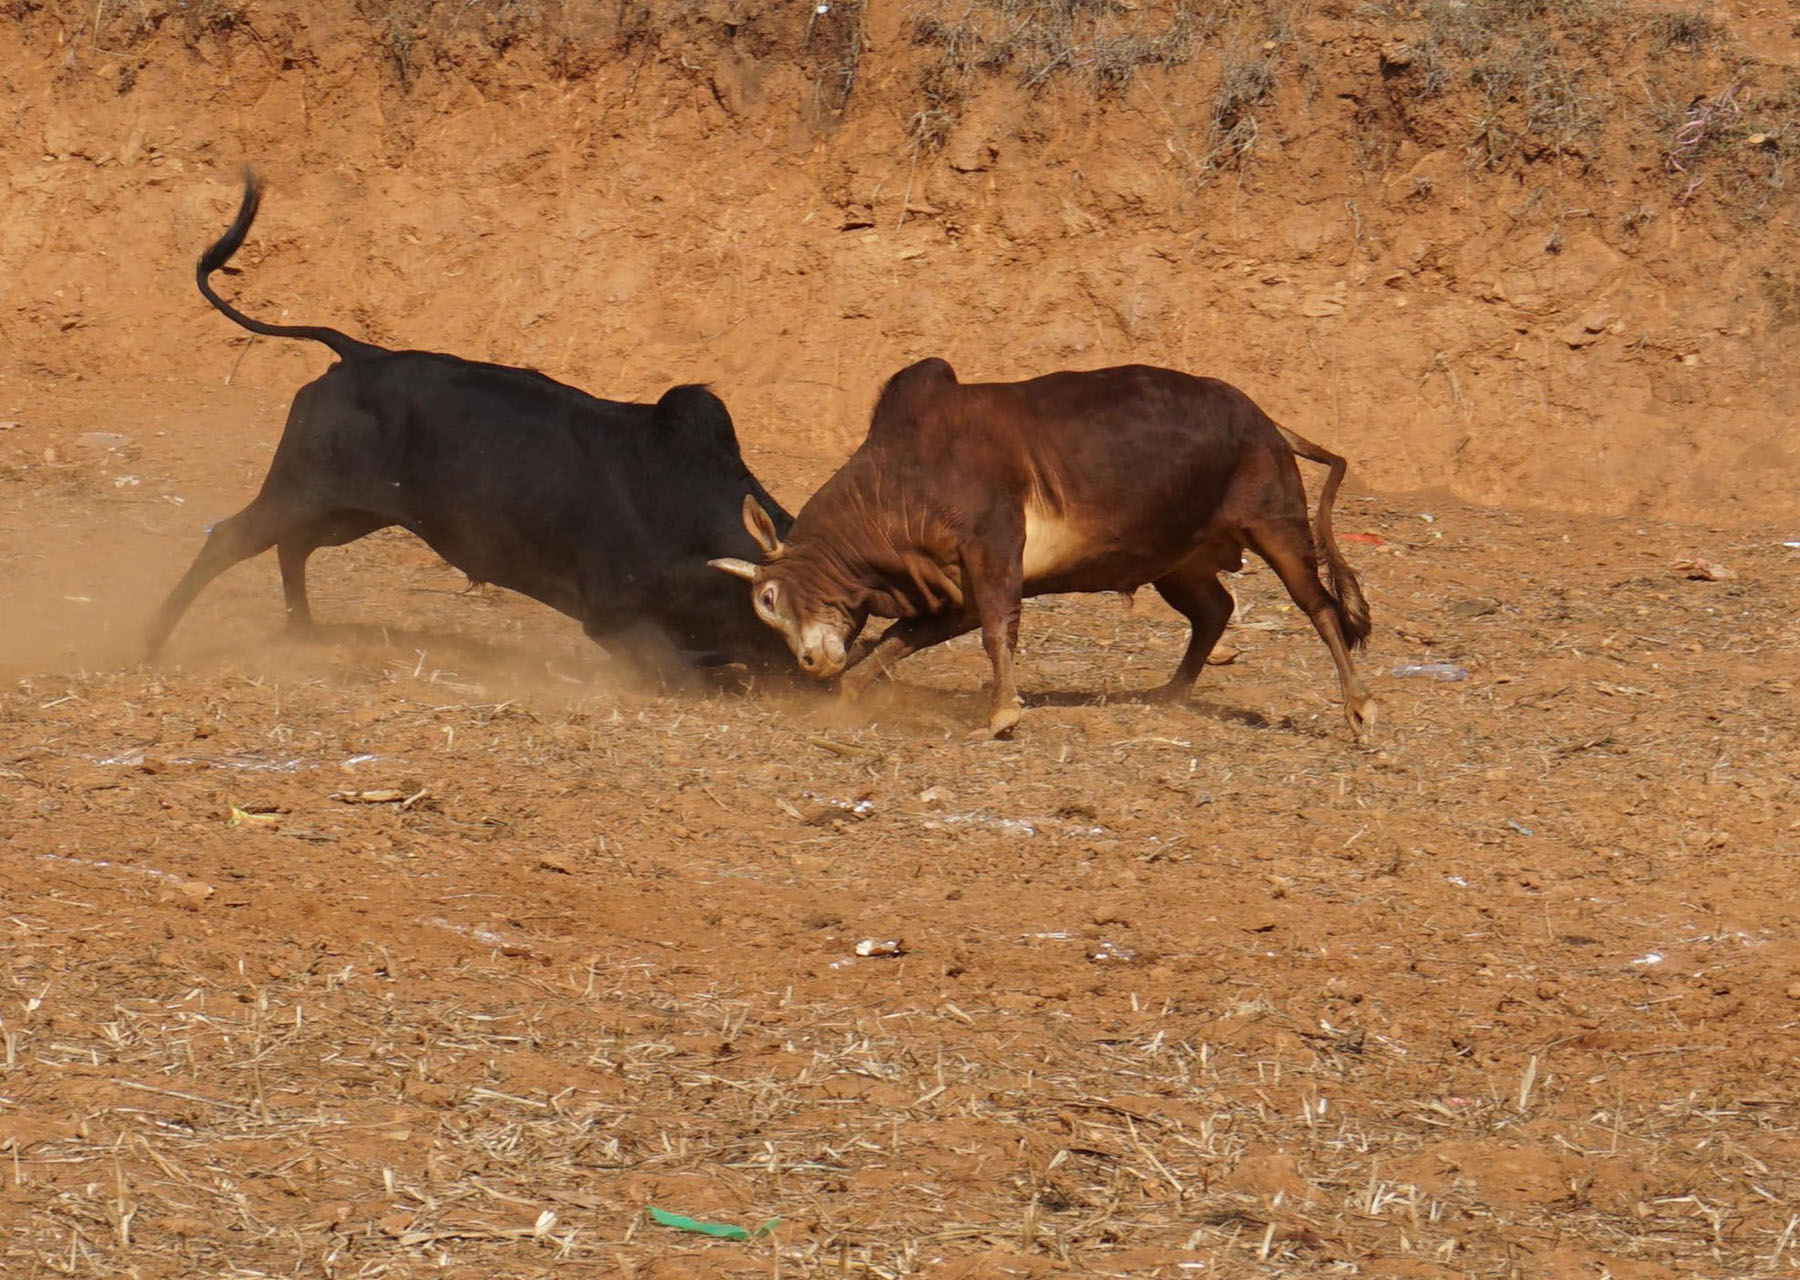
[92,750,342,774]
[924,809,1107,839]
[39,851,184,883]
[801,791,876,818]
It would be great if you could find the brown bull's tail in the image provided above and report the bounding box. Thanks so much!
[1274,423,1372,649]
[197,172,382,363]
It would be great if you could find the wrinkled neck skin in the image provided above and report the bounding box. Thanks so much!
[783,462,958,625]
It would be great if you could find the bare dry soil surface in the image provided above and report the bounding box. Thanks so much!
[4,1,1800,1275]
[2,383,1797,1277]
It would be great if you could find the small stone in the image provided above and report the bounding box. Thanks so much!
[1536,980,1562,1000]
[1786,981,1800,1000]
[1380,41,1415,71]
[1560,321,1603,348]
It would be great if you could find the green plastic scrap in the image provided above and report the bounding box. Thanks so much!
[645,1206,779,1240]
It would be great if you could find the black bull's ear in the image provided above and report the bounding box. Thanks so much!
[742,496,784,557]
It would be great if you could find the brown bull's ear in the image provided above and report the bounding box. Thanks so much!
[709,557,760,581]
[742,496,784,558]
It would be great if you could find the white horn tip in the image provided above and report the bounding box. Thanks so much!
[709,557,760,582]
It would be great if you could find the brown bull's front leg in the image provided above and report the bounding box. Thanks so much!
[841,609,980,692]
[961,529,1027,738]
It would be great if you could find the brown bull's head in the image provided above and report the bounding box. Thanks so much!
[710,497,864,680]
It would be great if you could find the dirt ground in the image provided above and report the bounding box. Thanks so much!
[4,2,1800,1277]
[4,380,1798,1278]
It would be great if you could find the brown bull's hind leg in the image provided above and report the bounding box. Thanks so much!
[1247,517,1376,739]
[1147,566,1236,704]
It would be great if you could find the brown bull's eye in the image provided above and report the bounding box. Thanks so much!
[758,586,778,615]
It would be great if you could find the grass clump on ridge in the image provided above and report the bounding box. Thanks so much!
[905,0,1295,171]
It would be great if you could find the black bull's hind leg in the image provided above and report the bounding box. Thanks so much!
[145,501,286,656]
[147,492,390,656]
[276,512,388,635]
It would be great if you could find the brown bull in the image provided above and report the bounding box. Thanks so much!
[712,359,1375,738]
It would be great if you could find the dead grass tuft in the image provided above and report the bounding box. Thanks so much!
[904,0,1303,173]
[1653,73,1798,216]
[1207,46,1278,169]
[805,0,869,121]
[905,0,1213,154]
[1646,7,1719,56]
[1397,0,1614,167]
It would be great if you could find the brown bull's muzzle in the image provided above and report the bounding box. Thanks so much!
[795,624,849,679]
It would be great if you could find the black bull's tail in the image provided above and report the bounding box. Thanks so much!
[1274,423,1372,649]
[196,173,383,362]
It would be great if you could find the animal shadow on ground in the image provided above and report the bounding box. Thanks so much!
[851,677,1289,736]
[1024,686,1278,731]
[160,618,792,695]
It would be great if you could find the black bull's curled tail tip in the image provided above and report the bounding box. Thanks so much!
[1276,423,1373,650]
[195,171,382,363]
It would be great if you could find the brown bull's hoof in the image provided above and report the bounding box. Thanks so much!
[987,701,1023,738]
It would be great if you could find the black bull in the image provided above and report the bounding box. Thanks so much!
[146,177,793,671]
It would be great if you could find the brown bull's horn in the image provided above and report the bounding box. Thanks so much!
[709,557,760,581]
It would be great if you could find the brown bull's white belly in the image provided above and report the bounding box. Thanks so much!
[1018,496,1236,592]
[1021,501,1099,580]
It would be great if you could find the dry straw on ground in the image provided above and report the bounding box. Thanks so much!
[5,481,1798,1276]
